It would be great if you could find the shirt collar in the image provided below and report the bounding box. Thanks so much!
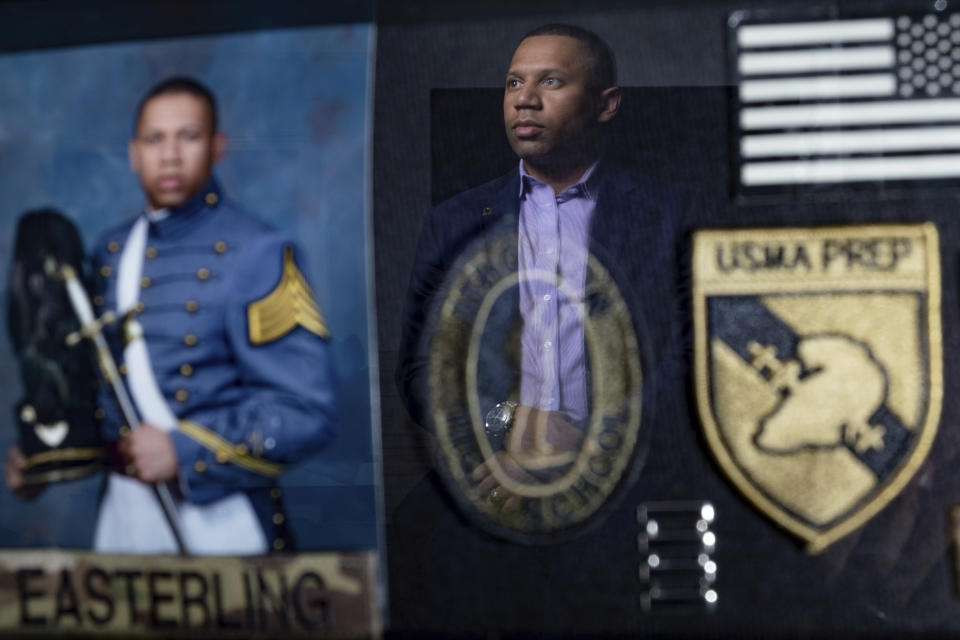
[517,159,600,202]
[145,178,222,237]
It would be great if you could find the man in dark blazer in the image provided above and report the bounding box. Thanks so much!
[397,25,687,524]
[392,22,697,632]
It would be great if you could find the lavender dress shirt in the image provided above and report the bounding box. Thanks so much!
[517,160,599,422]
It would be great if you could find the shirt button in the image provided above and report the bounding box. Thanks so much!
[543,294,551,302]
[544,341,552,350]
[544,248,555,256]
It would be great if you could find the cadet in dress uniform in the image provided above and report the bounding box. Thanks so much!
[89,77,338,554]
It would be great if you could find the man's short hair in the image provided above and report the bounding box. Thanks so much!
[521,24,617,91]
[133,76,218,135]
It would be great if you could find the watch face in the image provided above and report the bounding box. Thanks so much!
[428,231,647,544]
[483,403,511,436]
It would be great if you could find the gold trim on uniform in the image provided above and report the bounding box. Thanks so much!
[177,420,283,476]
[23,447,106,470]
[23,462,104,485]
[247,246,329,345]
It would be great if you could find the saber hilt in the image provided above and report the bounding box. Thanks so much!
[58,262,189,555]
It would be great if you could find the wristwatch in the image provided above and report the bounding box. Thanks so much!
[484,400,518,438]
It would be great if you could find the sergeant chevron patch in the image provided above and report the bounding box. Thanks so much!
[692,224,942,553]
[247,246,329,345]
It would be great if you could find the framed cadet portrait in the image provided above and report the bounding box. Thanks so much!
[0,2,381,636]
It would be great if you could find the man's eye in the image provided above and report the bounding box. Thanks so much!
[507,78,522,89]
[544,78,560,87]
[180,130,200,141]
[145,134,163,144]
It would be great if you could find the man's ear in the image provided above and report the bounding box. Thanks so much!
[128,139,140,174]
[597,86,621,123]
[212,132,226,164]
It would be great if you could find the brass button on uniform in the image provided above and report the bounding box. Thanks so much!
[94,408,105,420]
[272,513,285,525]
[194,460,207,473]
[20,405,36,423]
[270,487,282,500]
[197,267,210,281]
[100,265,112,277]
[214,241,227,254]
[175,389,189,402]
[184,334,198,347]
[205,192,219,206]
[119,425,131,437]
[273,538,285,551]
[93,295,104,306]
[180,363,194,377]
[135,301,146,313]
[145,247,158,259]
[118,363,127,376]
[140,276,151,288]
[185,300,199,313]
[107,241,120,253]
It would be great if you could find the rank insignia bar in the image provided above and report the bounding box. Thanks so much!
[692,224,942,552]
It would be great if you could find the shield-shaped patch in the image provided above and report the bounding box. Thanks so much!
[692,224,942,552]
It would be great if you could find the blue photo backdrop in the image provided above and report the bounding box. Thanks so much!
[0,24,378,550]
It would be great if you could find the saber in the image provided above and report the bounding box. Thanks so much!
[59,261,189,555]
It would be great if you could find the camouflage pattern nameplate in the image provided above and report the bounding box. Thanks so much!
[0,550,380,637]
[692,224,942,552]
